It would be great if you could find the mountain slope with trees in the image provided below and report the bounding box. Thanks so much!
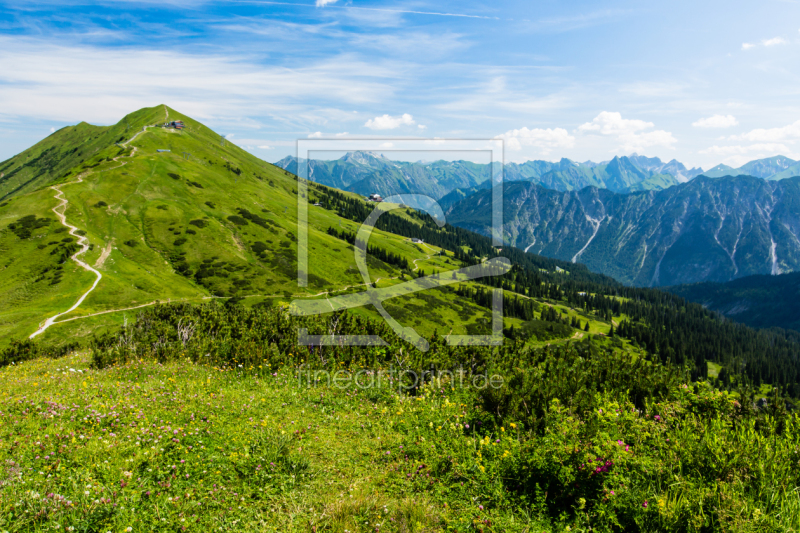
[667,271,800,332]
[3,105,800,398]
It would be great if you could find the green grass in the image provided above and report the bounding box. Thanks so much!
[3,342,800,532]
[0,106,496,347]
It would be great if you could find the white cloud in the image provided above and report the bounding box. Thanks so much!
[578,111,652,136]
[379,142,394,148]
[417,124,427,130]
[700,143,798,167]
[364,113,415,130]
[308,131,323,138]
[316,0,337,6]
[617,130,677,153]
[577,111,676,152]
[700,143,791,156]
[731,120,800,142]
[49,127,55,133]
[692,114,738,128]
[763,37,787,47]
[335,132,348,137]
[742,37,788,51]
[496,126,575,154]
[225,133,234,139]
[257,145,271,149]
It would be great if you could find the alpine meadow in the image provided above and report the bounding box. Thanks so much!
[3,2,800,533]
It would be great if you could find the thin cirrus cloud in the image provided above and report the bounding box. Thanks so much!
[364,113,416,130]
[692,115,738,128]
[577,111,677,152]
[0,36,396,126]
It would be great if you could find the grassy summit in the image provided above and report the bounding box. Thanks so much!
[0,106,556,348]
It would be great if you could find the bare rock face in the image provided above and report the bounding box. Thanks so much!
[446,175,800,287]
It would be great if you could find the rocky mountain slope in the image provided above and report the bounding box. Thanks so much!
[446,175,800,286]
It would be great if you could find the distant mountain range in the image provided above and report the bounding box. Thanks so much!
[275,152,706,200]
[276,152,800,205]
[502,154,703,192]
[445,175,800,287]
[703,156,800,180]
[275,152,490,201]
[273,152,800,287]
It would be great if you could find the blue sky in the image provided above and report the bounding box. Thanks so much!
[1,0,799,169]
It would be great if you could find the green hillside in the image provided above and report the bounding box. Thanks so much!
[4,105,800,396]
[620,172,680,192]
[0,106,438,343]
[5,106,800,531]
[0,107,165,200]
[0,105,583,349]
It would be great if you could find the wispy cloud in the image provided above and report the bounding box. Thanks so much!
[730,120,800,142]
[236,1,500,20]
[742,36,789,50]
[692,115,738,128]
[764,37,788,47]
[700,143,791,155]
[700,142,797,167]
[0,36,398,127]
[520,9,630,33]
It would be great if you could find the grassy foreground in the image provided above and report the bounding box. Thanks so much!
[3,304,800,532]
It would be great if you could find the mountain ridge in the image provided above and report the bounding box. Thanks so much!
[445,175,800,286]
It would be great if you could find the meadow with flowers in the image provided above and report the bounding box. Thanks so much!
[2,302,800,532]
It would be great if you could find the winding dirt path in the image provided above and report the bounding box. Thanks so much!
[29,126,152,338]
[412,254,431,272]
[30,176,103,338]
